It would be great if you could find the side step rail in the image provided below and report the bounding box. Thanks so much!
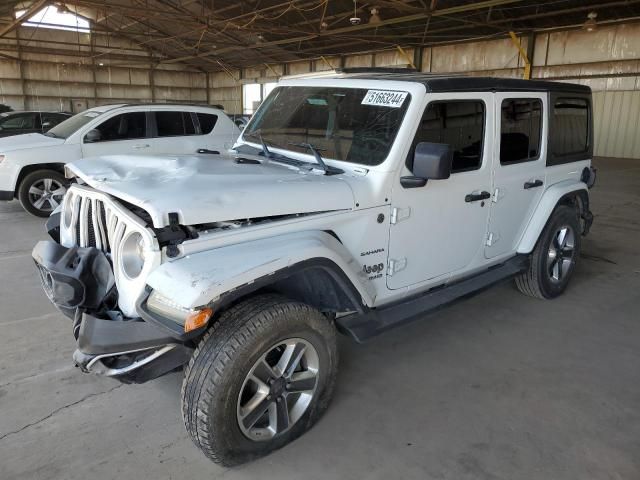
[336,255,529,343]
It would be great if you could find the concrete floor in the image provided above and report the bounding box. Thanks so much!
[0,157,638,480]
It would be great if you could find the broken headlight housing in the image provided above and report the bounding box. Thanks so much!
[146,290,193,324]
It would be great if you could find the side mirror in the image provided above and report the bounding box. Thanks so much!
[42,121,52,130]
[401,142,453,188]
[84,129,101,143]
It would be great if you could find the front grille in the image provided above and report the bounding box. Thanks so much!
[69,194,128,262]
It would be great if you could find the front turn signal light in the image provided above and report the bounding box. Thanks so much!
[184,307,213,333]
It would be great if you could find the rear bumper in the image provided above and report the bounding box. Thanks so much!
[32,240,193,383]
[0,190,13,201]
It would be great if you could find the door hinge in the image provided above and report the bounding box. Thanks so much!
[486,232,500,246]
[390,207,411,225]
[388,257,407,276]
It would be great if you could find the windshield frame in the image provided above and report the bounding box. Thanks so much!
[240,84,412,168]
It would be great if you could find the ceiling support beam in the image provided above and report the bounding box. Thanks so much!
[161,0,524,65]
[508,31,531,79]
[0,0,49,39]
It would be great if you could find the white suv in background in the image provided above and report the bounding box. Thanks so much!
[0,104,240,216]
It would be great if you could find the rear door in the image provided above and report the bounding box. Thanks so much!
[485,93,547,258]
[147,110,203,155]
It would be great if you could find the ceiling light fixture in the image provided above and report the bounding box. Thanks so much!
[350,0,361,25]
[583,11,597,32]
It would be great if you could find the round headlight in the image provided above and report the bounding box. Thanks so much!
[63,192,74,228]
[121,231,146,279]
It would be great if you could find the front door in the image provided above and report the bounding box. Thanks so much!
[485,93,547,259]
[387,93,494,290]
[82,111,151,157]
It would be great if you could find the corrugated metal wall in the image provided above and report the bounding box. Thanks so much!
[593,90,640,158]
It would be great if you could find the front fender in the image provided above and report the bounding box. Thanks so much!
[145,230,374,310]
[517,180,587,254]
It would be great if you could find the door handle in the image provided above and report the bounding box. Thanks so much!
[133,144,150,149]
[524,179,544,189]
[465,191,491,203]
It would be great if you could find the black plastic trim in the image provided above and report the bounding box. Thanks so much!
[336,255,529,343]
[77,313,177,355]
[212,257,367,314]
[138,257,368,342]
[32,240,116,315]
[0,190,13,200]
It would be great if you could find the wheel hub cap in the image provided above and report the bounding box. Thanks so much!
[237,338,319,442]
[269,377,287,396]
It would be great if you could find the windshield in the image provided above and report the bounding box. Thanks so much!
[47,110,103,139]
[243,86,410,166]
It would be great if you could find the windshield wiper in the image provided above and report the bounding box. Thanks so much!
[244,130,272,159]
[44,132,58,138]
[288,142,329,174]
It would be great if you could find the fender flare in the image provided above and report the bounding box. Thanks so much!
[145,230,375,311]
[517,180,587,254]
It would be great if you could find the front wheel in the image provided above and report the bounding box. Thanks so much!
[181,295,338,466]
[516,205,581,299]
[18,169,68,217]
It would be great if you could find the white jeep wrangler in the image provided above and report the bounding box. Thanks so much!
[32,70,596,466]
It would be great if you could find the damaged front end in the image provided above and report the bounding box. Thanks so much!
[32,225,193,384]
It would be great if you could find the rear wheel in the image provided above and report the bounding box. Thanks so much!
[18,169,67,217]
[516,205,581,299]
[181,294,338,466]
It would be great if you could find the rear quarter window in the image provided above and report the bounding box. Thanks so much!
[196,113,218,134]
[548,96,592,165]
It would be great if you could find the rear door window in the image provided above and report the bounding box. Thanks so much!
[154,111,197,137]
[500,99,542,164]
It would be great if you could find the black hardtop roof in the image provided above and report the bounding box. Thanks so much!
[336,68,591,94]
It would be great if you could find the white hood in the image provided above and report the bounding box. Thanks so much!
[0,133,65,152]
[66,154,356,227]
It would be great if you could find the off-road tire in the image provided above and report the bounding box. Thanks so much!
[18,169,67,217]
[181,294,338,466]
[516,205,581,299]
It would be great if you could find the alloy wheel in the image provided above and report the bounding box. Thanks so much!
[237,338,319,442]
[28,178,66,212]
[547,225,576,283]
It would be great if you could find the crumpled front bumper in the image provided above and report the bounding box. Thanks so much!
[72,314,193,383]
[32,240,193,383]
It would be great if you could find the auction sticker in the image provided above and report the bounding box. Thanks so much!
[361,90,408,108]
